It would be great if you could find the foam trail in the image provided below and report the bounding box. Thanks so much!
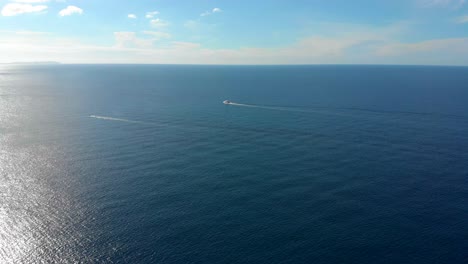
[89,115,143,123]
[226,102,323,114]
[88,115,167,126]
[225,101,468,122]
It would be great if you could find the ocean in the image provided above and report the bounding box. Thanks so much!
[1,65,467,263]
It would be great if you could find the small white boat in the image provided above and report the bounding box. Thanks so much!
[223,100,231,104]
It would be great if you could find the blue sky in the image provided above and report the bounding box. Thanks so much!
[1,0,468,64]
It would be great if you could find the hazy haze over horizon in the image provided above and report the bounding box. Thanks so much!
[1,0,468,65]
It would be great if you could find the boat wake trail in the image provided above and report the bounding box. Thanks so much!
[223,101,468,120]
[225,101,321,114]
[89,115,151,125]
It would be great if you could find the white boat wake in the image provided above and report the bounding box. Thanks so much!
[223,100,317,113]
[89,115,146,124]
[88,115,170,126]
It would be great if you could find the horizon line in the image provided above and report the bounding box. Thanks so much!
[3,62,468,67]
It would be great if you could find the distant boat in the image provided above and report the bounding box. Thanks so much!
[223,100,231,104]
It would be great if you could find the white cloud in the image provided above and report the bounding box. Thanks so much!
[11,0,49,2]
[376,38,468,57]
[128,14,137,19]
[150,18,169,28]
[427,0,452,5]
[184,20,199,29]
[372,37,468,65]
[114,32,154,49]
[1,3,47,16]
[418,0,466,8]
[142,31,171,39]
[456,15,468,23]
[58,5,83,17]
[145,11,159,19]
[201,7,222,16]
[114,31,172,49]
[15,30,50,35]
[114,32,140,48]
[2,23,468,65]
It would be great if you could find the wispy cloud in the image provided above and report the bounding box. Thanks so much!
[184,20,199,30]
[58,5,83,17]
[11,0,49,2]
[114,31,137,47]
[200,7,222,17]
[142,31,171,39]
[375,37,468,65]
[145,11,159,19]
[1,20,468,65]
[128,14,137,19]
[455,15,468,23]
[150,18,169,28]
[418,0,466,8]
[114,31,171,49]
[1,3,47,16]
[15,31,51,36]
[114,32,154,48]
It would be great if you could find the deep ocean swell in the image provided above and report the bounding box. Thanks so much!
[1,64,467,263]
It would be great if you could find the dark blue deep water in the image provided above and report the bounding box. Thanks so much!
[1,65,467,263]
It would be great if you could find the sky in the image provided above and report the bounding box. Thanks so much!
[0,0,468,65]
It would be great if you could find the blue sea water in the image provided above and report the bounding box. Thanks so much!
[1,65,467,263]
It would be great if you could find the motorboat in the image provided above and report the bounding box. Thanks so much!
[223,100,231,104]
